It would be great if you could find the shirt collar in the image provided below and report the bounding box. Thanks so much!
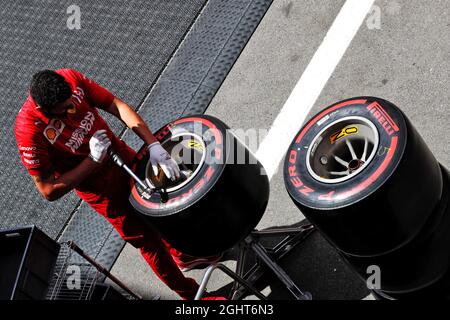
[26,95,51,125]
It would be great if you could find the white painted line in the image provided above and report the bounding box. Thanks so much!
[363,293,376,300]
[256,0,375,179]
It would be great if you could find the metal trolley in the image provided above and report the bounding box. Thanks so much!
[46,241,142,300]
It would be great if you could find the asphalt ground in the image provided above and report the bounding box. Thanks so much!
[110,0,450,300]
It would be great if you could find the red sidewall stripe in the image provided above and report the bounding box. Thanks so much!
[295,99,367,144]
[368,102,400,132]
[131,116,223,209]
[291,99,401,202]
[174,117,223,144]
[131,182,159,208]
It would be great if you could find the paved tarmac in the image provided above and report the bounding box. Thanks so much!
[110,0,450,300]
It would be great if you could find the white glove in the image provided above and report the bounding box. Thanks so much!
[89,129,111,163]
[148,141,180,181]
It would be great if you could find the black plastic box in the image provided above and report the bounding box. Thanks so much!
[0,226,60,300]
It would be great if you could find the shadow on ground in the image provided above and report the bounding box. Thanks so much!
[201,221,369,300]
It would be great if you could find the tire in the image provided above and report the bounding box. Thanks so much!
[283,97,443,257]
[344,165,450,293]
[129,115,269,256]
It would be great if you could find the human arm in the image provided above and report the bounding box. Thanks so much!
[104,97,180,180]
[103,96,157,146]
[31,157,100,201]
[73,69,180,180]
[31,129,111,201]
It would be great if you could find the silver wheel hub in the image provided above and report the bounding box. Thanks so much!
[306,116,379,184]
[146,133,206,192]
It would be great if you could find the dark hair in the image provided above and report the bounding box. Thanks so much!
[30,70,72,111]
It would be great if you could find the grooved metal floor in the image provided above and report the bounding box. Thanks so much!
[0,0,273,272]
[61,0,274,270]
[0,0,206,259]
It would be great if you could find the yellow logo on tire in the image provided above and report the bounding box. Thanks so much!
[330,126,358,144]
[187,140,203,150]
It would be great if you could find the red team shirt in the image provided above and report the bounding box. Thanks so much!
[15,68,133,197]
[15,70,198,297]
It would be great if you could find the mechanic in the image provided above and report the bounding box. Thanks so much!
[15,68,224,300]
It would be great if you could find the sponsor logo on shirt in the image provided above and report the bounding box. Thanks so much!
[23,152,36,158]
[19,145,38,162]
[72,87,84,104]
[65,111,95,153]
[19,146,37,151]
[67,105,77,114]
[44,119,66,144]
[23,158,40,165]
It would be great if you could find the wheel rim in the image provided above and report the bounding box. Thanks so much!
[146,133,207,192]
[306,116,379,184]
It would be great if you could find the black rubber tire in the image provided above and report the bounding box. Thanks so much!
[283,97,443,257]
[343,165,450,293]
[129,115,269,256]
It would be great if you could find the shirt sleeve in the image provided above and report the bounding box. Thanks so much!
[16,132,52,176]
[70,69,115,109]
